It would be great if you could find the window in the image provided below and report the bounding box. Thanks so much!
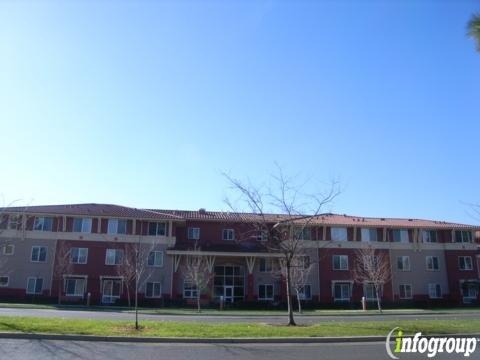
[70,248,88,264]
[298,285,311,300]
[393,229,409,243]
[105,249,124,265]
[422,230,437,243]
[333,282,351,301]
[145,282,162,298]
[3,244,14,256]
[459,256,473,271]
[0,276,8,287]
[361,228,378,242]
[73,218,92,233]
[33,217,53,231]
[7,215,21,230]
[258,284,274,300]
[426,256,439,271]
[331,227,348,241]
[148,222,167,236]
[364,283,377,301]
[187,227,200,240]
[102,279,122,303]
[147,251,164,267]
[26,277,43,294]
[295,227,312,240]
[428,284,442,299]
[183,282,198,298]
[462,283,478,303]
[256,230,268,242]
[259,258,273,272]
[399,284,412,299]
[397,256,411,271]
[332,255,348,270]
[223,229,235,241]
[31,246,47,262]
[455,231,473,243]
[107,219,127,235]
[300,255,311,269]
[64,278,86,296]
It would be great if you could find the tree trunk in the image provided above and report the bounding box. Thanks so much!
[58,279,62,305]
[296,289,302,314]
[126,281,131,308]
[197,292,201,313]
[135,276,139,330]
[375,286,382,313]
[285,264,296,326]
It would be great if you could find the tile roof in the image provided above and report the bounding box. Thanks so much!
[2,203,182,221]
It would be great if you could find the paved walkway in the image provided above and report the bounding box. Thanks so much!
[0,307,478,324]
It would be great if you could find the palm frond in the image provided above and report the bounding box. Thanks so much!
[467,13,480,52]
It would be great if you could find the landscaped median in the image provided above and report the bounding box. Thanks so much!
[0,316,479,339]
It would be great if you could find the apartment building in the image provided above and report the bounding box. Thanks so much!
[0,203,478,307]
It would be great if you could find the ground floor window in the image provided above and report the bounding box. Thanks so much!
[363,283,378,301]
[428,283,442,299]
[146,282,162,298]
[26,277,43,294]
[333,282,351,302]
[213,265,244,303]
[297,285,311,300]
[399,284,412,299]
[462,283,478,304]
[102,278,122,304]
[0,276,8,287]
[64,277,86,297]
[183,281,198,299]
[258,284,274,300]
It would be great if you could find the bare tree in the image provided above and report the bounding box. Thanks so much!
[181,244,213,313]
[116,239,158,330]
[353,246,391,313]
[224,165,340,325]
[278,254,312,314]
[53,241,73,305]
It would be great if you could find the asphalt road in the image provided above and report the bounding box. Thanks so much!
[0,307,479,324]
[0,339,471,360]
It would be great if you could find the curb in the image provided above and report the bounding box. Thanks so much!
[0,332,479,344]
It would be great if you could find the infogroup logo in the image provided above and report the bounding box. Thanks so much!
[385,327,478,359]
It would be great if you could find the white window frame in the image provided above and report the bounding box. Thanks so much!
[363,283,377,301]
[259,258,273,273]
[147,251,164,267]
[458,256,473,271]
[298,284,312,300]
[183,281,198,299]
[258,284,274,300]
[105,249,124,265]
[7,215,22,230]
[145,282,162,298]
[361,228,378,242]
[26,277,43,295]
[331,227,348,241]
[70,248,88,264]
[399,284,412,299]
[31,246,47,262]
[33,217,53,232]
[256,230,268,242]
[73,218,92,233]
[426,256,439,271]
[222,229,235,241]
[187,227,200,240]
[333,282,352,302]
[3,244,14,256]
[0,276,9,287]
[428,283,442,299]
[455,230,473,243]
[393,229,409,243]
[332,255,348,271]
[397,256,410,271]
[107,219,127,235]
[461,282,478,303]
[64,277,86,297]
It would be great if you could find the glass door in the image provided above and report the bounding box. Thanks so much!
[224,286,234,303]
[102,279,121,304]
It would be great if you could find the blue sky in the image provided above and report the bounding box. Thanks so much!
[0,1,479,223]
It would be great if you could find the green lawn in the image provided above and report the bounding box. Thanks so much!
[0,316,478,338]
[1,302,479,316]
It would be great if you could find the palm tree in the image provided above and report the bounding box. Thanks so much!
[468,13,480,52]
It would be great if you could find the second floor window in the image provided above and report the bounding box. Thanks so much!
[31,246,47,262]
[107,219,127,235]
[73,218,92,233]
[188,227,200,240]
[3,244,14,256]
[393,229,409,243]
[459,256,473,271]
[455,231,473,243]
[426,256,439,271]
[105,249,124,265]
[331,227,348,241]
[332,255,348,270]
[148,222,167,236]
[70,248,88,264]
[422,230,437,243]
[361,228,378,242]
[397,256,410,271]
[33,217,53,231]
[223,229,235,241]
[147,251,164,267]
